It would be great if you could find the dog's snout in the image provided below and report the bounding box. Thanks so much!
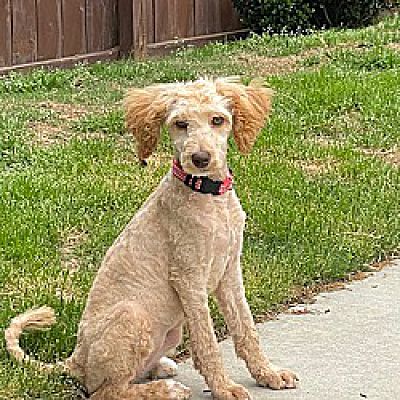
[192,151,211,169]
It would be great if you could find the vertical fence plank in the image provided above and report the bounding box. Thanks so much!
[86,0,104,52]
[175,0,194,39]
[220,0,241,32]
[209,0,222,34]
[119,0,133,54]
[37,0,62,61]
[133,0,150,57]
[154,0,193,42]
[111,0,119,46]
[195,0,221,35]
[196,0,238,36]
[104,0,119,48]
[62,0,87,56]
[12,0,37,64]
[0,0,12,67]
[154,0,172,42]
[132,0,154,45]
[87,0,117,52]
[147,0,155,44]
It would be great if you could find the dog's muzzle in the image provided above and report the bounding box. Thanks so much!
[191,151,211,169]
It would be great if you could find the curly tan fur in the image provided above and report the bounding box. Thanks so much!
[124,85,169,160]
[216,78,274,154]
[6,78,297,400]
[5,307,60,370]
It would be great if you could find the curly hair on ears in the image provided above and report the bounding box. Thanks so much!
[216,78,274,154]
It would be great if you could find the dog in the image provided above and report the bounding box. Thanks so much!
[6,78,298,399]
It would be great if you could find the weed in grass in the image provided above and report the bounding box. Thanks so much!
[0,69,72,94]
[71,110,124,136]
[301,54,323,67]
[329,47,400,71]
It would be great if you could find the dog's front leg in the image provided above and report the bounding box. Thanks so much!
[215,246,298,390]
[172,281,251,400]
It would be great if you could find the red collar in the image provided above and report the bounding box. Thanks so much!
[172,160,233,195]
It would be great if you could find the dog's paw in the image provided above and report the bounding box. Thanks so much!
[151,357,178,379]
[256,367,298,390]
[213,382,251,400]
[165,380,192,399]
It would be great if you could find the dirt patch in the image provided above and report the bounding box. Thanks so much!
[37,101,89,121]
[334,110,365,133]
[29,121,74,146]
[29,121,111,147]
[294,157,340,176]
[370,258,396,271]
[387,42,400,51]
[60,229,88,272]
[306,110,366,148]
[310,135,338,147]
[29,102,114,146]
[28,101,90,147]
[237,47,326,76]
[312,110,366,142]
[237,42,373,76]
[360,147,400,167]
[240,37,400,77]
[238,53,303,76]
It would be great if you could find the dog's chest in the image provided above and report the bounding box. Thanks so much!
[199,197,245,292]
[165,186,245,290]
[205,213,235,292]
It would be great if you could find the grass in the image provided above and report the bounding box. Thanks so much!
[1,15,400,399]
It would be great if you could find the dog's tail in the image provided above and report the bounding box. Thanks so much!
[5,307,66,372]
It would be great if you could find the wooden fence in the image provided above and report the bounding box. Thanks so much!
[0,0,244,73]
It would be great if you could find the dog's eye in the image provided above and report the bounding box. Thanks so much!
[212,116,225,126]
[175,120,188,129]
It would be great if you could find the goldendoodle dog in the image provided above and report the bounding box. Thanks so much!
[6,78,298,399]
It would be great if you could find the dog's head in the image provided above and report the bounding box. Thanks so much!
[124,78,273,178]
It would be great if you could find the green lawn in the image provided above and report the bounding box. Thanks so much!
[1,16,400,399]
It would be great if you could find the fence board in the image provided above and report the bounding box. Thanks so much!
[155,0,194,42]
[147,0,155,43]
[12,0,37,64]
[133,0,155,44]
[220,0,241,31]
[87,0,118,52]
[132,0,152,57]
[175,0,195,39]
[154,0,171,42]
[0,0,12,67]
[62,0,87,56]
[210,1,223,34]
[195,0,222,36]
[119,0,133,54]
[37,0,62,61]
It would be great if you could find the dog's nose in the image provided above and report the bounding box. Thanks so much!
[192,151,211,169]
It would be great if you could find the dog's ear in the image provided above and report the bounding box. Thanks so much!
[124,86,168,161]
[216,78,274,154]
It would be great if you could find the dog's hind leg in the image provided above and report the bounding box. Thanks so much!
[84,302,191,400]
[90,379,191,400]
[147,325,183,379]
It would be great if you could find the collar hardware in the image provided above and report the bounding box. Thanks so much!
[172,160,233,196]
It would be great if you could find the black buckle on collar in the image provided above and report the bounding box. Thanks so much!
[172,160,233,195]
[183,174,221,195]
[199,178,221,195]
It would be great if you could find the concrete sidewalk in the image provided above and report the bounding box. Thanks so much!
[177,260,400,400]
